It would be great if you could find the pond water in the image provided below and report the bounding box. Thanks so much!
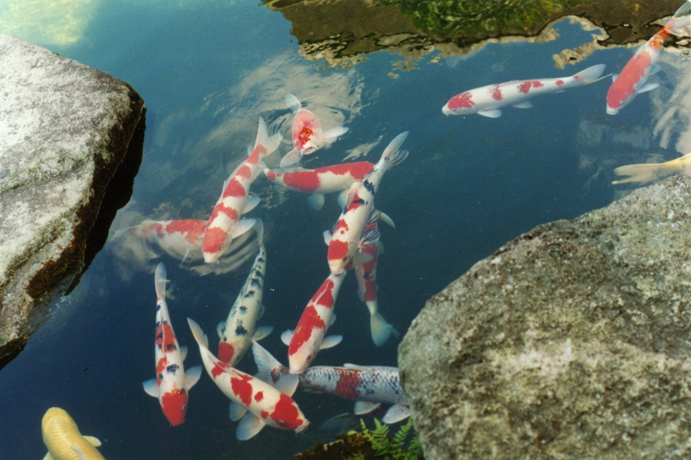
[1,1,690,458]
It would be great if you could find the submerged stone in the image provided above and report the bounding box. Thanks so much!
[399,176,691,459]
[0,35,145,368]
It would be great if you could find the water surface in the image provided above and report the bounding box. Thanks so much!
[1,1,689,458]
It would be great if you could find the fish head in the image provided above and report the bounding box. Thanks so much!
[269,393,310,433]
[606,105,619,116]
[292,110,322,153]
[443,91,475,116]
[161,388,188,426]
[218,341,236,365]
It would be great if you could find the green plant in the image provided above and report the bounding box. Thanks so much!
[358,418,423,459]
[376,0,595,37]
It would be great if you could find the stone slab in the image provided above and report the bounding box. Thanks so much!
[0,34,144,364]
[399,176,691,459]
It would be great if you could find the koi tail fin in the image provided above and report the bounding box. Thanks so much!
[252,340,283,382]
[369,307,396,347]
[670,1,691,35]
[612,162,674,184]
[255,117,282,159]
[251,341,298,396]
[154,262,167,301]
[253,218,264,247]
[382,131,409,160]
[187,318,210,350]
[573,64,609,85]
[285,93,302,113]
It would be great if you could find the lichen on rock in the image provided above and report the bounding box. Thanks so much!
[0,35,145,367]
[400,176,691,459]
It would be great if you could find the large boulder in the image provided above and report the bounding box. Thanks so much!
[0,35,145,367]
[399,176,691,459]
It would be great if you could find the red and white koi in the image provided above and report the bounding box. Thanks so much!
[263,161,374,211]
[202,117,281,263]
[187,318,308,440]
[355,222,398,347]
[442,64,608,118]
[253,342,410,424]
[606,1,691,115]
[143,263,202,426]
[217,220,273,366]
[281,272,346,375]
[279,94,349,168]
[326,132,409,275]
[128,219,206,262]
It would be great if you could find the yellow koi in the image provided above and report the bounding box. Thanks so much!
[42,407,105,460]
[613,152,691,185]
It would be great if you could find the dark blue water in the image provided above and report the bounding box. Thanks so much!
[1,2,689,459]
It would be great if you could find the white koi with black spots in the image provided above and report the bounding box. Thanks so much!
[217,220,273,366]
[143,263,202,426]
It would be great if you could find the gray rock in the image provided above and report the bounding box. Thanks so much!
[0,35,144,366]
[399,176,691,459]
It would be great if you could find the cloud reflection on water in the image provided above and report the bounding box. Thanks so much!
[110,52,366,279]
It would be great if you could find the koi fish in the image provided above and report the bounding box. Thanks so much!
[217,220,273,366]
[143,263,202,426]
[42,407,105,460]
[263,161,374,211]
[442,64,608,118]
[607,1,691,115]
[613,152,691,184]
[202,117,281,263]
[187,318,309,440]
[253,342,410,424]
[127,219,206,262]
[326,132,409,275]
[279,94,349,168]
[281,272,346,375]
[355,222,398,347]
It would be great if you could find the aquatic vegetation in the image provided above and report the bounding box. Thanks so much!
[376,0,595,37]
[360,418,423,460]
[292,418,423,459]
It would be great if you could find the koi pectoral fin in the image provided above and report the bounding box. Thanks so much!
[185,365,203,390]
[230,401,248,422]
[279,149,301,168]
[382,404,411,424]
[252,326,274,341]
[512,101,532,109]
[236,412,266,441]
[477,109,502,118]
[323,126,349,141]
[320,335,343,349]
[281,330,294,346]
[638,83,660,94]
[143,379,159,397]
[307,193,325,211]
